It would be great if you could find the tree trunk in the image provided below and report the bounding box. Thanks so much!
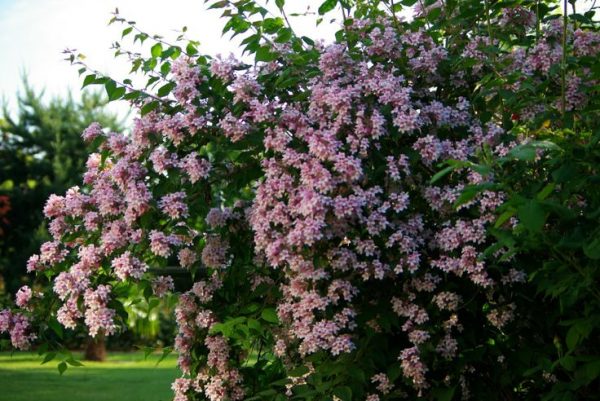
[84,333,106,361]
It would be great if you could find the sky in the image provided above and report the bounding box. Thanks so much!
[0,0,594,119]
[0,0,340,117]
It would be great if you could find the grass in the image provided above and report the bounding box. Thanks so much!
[0,351,180,401]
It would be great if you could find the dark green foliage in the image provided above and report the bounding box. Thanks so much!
[484,131,600,400]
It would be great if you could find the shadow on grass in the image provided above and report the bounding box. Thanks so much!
[0,352,179,401]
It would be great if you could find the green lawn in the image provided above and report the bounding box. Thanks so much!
[0,351,180,401]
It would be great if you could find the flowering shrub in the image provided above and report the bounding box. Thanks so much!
[2,0,600,400]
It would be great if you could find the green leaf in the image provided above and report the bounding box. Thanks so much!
[505,141,559,162]
[582,234,600,259]
[263,17,284,34]
[48,318,63,339]
[569,13,592,24]
[157,82,176,97]
[186,42,198,56]
[104,79,126,101]
[387,364,402,381]
[275,27,293,43]
[261,308,279,324]
[318,0,337,15]
[121,27,133,38]
[332,386,352,401]
[529,140,561,151]
[104,79,117,99]
[275,0,285,9]
[508,145,536,161]
[566,325,580,351]
[247,318,262,333]
[148,297,160,311]
[66,357,84,367]
[151,43,163,58]
[428,6,442,20]
[302,36,315,46]
[208,0,228,9]
[255,46,278,62]
[160,61,171,75]
[453,184,494,208]
[58,361,68,375]
[431,386,456,401]
[494,209,515,228]
[552,163,578,183]
[42,352,57,364]
[142,346,154,360]
[288,365,310,377]
[209,322,229,336]
[37,343,48,355]
[82,74,97,88]
[517,200,545,232]
[560,355,576,371]
[536,183,556,201]
[141,101,159,116]
[257,389,277,397]
[270,377,291,387]
[146,76,160,88]
[577,360,600,384]
[156,347,172,366]
[430,165,455,184]
[108,86,126,101]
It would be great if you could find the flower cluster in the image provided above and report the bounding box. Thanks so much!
[0,309,36,349]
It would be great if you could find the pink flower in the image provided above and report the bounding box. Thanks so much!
[26,255,44,273]
[171,58,201,104]
[172,377,191,401]
[205,208,230,229]
[82,122,103,142]
[149,146,178,174]
[201,236,229,269]
[0,309,12,333]
[149,230,180,258]
[371,373,394,394]
[9,313,37,350]
[57,297,82,329]
[112,251,148,281]
[210,54,238,81]
[159,192,189,219]
[399,347,428,390]
[180,152,211,183]
[0,310,36,350]
[83,285,117,337]
[219,113,249,142]
[39,241,67,266]
[178,248,198,269]
[15,286,33,308]
[43,194,65,218]
[152,276,175,298]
